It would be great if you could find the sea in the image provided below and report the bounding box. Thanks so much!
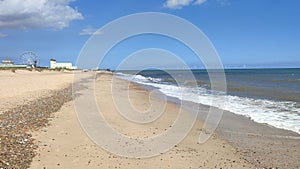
[115,68,300,134]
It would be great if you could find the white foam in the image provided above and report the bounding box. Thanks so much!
[116,73,162,83]
[116,73,300,134]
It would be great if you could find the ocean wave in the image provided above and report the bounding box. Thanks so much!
[117,73,162,83]
[116,73,300,134]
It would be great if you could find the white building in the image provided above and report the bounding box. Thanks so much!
[0,59,28,68]
[50,59,77,69]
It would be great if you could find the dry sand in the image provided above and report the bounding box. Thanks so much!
[29,72,253,169]
[0,70,75,168]
[1,70,298,169]
[0,70,73,112]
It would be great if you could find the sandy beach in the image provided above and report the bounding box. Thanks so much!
[0,70,299,169]
[0,70,73,112]
[0,70,74,168]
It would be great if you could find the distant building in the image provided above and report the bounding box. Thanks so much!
[0,59,28,68]
[50,59,77,69]
[2,59,14,65]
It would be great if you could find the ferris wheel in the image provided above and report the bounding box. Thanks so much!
[19,51,39,68]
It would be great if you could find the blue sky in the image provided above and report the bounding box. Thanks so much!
[0,0,299,69]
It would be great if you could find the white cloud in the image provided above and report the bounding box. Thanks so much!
[163,0,207,9]
[0,0,83,30]
[0,33,8,38]
[79,26,102,36]
[164,0,193,9]
[194,0,207,5]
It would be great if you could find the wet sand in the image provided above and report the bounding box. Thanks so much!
[216,110,300,168]
[182,102,300,168]
[30,72,253,168]
[0,70,299,168]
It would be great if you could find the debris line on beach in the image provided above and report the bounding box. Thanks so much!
[0,86,72,169]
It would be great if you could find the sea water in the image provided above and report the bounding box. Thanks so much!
[115,68,300,134]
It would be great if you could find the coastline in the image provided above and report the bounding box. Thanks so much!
[181,99,300,168]
[120,72,300,168]
[0,70,299,168]
[30,72,253,168]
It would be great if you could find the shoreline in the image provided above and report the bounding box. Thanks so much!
[119,73,300,168]
[30,72,254,168]
[0,70,299,168]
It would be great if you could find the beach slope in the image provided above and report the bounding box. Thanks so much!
[29,72,253,169]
